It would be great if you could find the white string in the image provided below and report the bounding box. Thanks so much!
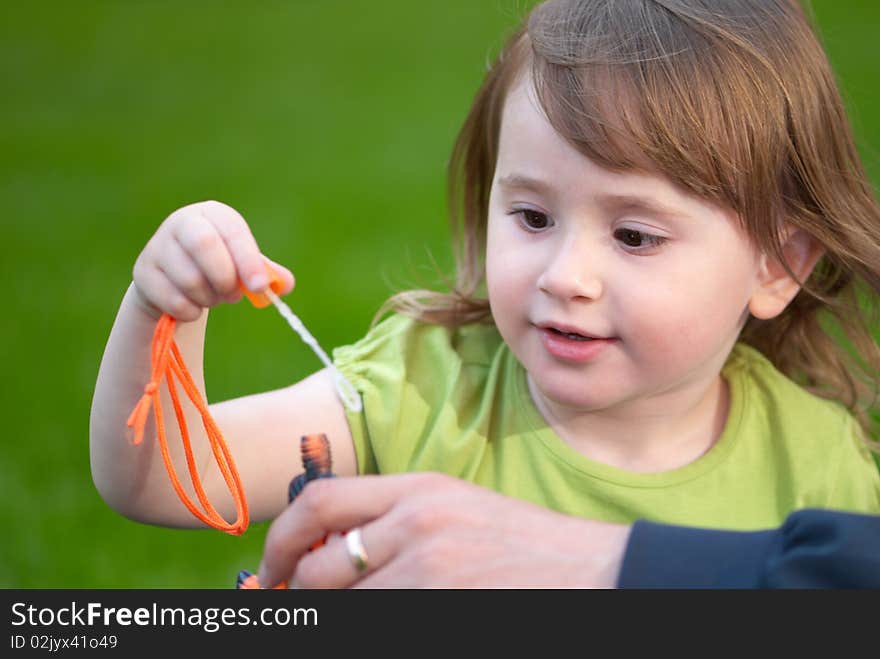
[264,289,363,413]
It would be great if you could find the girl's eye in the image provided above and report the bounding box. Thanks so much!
[510,208,552,232]
[614,228,666,251]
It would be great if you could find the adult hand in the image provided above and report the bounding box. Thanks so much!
[257,472,631,588]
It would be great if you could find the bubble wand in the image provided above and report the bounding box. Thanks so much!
[236,433,335,590]
[126,265,361,536]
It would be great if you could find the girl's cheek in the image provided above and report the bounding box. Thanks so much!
[618,291,693,349]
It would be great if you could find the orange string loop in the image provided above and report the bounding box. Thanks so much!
[125,313,249,536]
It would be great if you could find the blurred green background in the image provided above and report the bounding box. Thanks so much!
[1,1,877,588]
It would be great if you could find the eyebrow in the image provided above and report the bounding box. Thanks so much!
[595,193,686,221]
[495,174,554,195]
[496,173,687,220]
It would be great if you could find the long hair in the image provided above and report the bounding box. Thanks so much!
[378,0,880,447]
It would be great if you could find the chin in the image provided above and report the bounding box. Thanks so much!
[529,369,619,413]
[547,388,615,413]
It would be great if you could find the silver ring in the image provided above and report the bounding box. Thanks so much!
[345,527,369,573]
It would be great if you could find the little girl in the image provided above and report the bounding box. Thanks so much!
[91,0,880,543]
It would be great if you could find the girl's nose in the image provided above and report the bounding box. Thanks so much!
[536,236,603,301]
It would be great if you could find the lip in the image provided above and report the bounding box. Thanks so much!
[535,321,610,340]
[535,324,617,363]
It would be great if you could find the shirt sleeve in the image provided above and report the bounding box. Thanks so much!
[618,509,880,588]
[331,315,408,475]
[331,314,463,476]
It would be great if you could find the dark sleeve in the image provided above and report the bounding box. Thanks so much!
[617,509,880,588]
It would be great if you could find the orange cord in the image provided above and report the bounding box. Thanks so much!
[126,313,249,536]
[237,571,287,590]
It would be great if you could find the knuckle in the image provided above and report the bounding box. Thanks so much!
[224,227,260,264]
[201,199,234,215]
[297,479,334,525]
[134,240,159,270]
[160,207,184,227]
[177,269,206,293]
[398,503,445,537]
[184,228,223,255]
[132,258,147,282]
[165,206,197,231]
[202,201,251,233]
[414,471,453,491]
[224,224,253,248]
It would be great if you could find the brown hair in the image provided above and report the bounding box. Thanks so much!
[377,0,880,446]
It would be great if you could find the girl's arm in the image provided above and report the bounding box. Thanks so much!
[89,201,356,528]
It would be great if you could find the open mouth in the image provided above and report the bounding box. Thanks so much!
[547,328,594,341]
[537,324,614,362]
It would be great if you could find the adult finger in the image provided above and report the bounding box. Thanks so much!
[257,473,429,588]
[290,515,400,589]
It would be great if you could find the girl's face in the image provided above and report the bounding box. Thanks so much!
[486,79,766,415]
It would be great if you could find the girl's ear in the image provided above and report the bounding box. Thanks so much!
[748,228,825,320]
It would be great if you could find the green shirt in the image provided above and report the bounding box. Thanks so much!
[333,314,880,530]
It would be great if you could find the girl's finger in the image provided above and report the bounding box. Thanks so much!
[261,254,295,295]
[197,201,268,292]
[161,237,222,309]
[258,473,425,588]
[136,263,203,322]
[170,208,239,298]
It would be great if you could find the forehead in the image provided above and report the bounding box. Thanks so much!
[496,77,672,199]
[497,77,565,160]
[496,78,589,188]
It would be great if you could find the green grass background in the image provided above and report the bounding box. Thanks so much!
[2,1,877,588]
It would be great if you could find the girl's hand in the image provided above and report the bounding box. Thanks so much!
[257,473,631,588]
[132,200,294,321]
